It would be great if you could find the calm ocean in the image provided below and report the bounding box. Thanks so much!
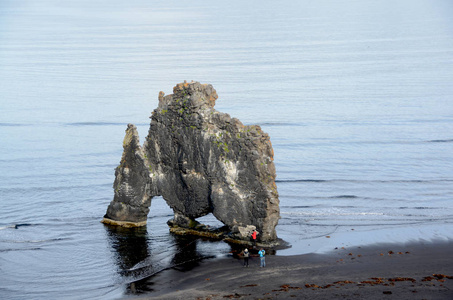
[1,0,452,298]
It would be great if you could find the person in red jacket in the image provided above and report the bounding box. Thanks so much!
[251,230,258,246]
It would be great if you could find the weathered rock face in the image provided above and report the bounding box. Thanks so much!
[102,81,280,243]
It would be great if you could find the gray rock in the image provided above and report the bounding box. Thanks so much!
[102,81,280,243]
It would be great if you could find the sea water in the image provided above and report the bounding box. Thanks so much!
[1,0,452,298]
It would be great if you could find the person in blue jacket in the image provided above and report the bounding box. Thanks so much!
[258,248,265,267]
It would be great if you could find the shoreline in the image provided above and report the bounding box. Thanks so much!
[125,239,453,299]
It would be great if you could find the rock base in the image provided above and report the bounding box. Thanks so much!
[169,226,226,240]
[101,217,147,228]
[168,222,283,248]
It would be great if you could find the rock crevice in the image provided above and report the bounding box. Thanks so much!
[102,81,280,243]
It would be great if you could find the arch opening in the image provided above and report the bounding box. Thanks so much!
[195,213,226,230]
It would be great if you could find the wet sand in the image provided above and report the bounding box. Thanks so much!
[129,240,453,299]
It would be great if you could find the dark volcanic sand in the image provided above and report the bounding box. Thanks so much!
[126,240,453,299]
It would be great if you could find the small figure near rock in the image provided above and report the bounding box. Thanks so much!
[251,230,259,246]
[242,248,250,267]
[258,248,266,267]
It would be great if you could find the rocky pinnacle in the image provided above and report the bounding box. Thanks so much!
[102,81,280,243]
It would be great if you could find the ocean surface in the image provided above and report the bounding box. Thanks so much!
[1,0,453,299]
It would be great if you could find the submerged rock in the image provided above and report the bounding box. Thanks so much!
[102,81,280,243]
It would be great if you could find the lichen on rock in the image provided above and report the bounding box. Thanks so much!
[102,81,280,244]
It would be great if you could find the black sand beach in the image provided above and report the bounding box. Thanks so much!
[127,240,453,300]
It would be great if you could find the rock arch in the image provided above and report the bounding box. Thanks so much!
[102,82,280,243]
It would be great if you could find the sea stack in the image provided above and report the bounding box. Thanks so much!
[102,81,280,244]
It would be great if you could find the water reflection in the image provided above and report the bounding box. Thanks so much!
[104,225,218,295]
[170,235,207,271]
[105,225,150,272]
[104,225,156,294]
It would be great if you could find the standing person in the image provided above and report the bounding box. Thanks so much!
[242,248,249,267]
[258,248,266,267]
[251,230,258,246]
